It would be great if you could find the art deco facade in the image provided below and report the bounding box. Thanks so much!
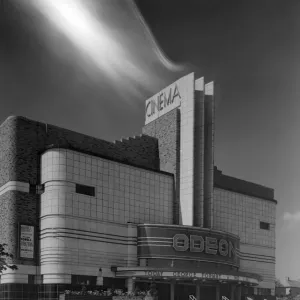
[0,73,276,300]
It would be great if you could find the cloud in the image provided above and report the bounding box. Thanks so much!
[15,0,187,103]
[283,211,300,222]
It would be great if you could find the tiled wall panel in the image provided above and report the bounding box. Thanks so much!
[40,149,174,282]
[213,187,276,292]
[41,149,174,224]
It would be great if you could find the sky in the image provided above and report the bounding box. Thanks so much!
[1,0,300,284]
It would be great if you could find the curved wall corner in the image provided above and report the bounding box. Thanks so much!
[40,149,139,283]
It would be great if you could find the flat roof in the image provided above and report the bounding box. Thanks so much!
[214,167,277,204]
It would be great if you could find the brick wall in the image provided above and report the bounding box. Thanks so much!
[142,109,180,224]
[0,116,159,186]
[0,116,19,186]
[0,115,160,265]
[0,191,39,265]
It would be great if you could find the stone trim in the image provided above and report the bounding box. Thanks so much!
[0,181,29,196]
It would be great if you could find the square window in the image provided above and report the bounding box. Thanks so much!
[76,184,95,197]
[260,221,270,230]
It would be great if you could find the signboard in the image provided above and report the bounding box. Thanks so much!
[19,224,34,259]
[173,233,236,259]
[144,74,194,125]
[115,270,259,284]
[138,224,240,267]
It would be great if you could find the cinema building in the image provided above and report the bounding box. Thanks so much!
[0,73,276,300]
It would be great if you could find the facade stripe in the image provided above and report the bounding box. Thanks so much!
[40,227,137,241]
[40,234,136,246]
[0,181,29,196]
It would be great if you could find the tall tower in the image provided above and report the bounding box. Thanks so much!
[143,73,215,228]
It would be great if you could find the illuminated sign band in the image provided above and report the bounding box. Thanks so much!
[144,271,234,280]
[138,225,240,267]
[115,270,259,284]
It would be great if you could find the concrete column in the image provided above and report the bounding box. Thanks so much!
[236,285,242,300]
[127,223,137,266]
[170,281,175,300]
[96,277,103,286]
[196,282,201,300]
[216,285,220,300]
[179,73,196,226]
[96,269,103,286]
[193,77,205,227]
[271,288,275,296]
[253,287,257,295]
[126,278,135,293]
[203,81,215,228]
[231,284,236,300]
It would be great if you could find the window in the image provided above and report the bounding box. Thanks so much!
[76,184,95,196]
[242,286,254,295]
[28,274,35,284]
[257,288,271,295]
[71,275,97,286]
[29,184,44,195]
[260,221,270,230]
[103,277,126,289]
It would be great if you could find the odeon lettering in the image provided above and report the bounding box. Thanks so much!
[173,234,236,258]
[145,84,181,118]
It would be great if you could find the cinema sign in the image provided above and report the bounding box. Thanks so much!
[144,73,194,125]
[138,224,240,267]
[173,234,236,259]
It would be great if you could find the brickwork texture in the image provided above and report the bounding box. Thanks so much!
[142,109,180,224]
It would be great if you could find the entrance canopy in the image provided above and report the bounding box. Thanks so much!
[114,267,261,286]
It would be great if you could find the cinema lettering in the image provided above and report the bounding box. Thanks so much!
[145,84,181,118]
[173,234,236,258]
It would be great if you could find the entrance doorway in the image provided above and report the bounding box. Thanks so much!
[135,280,219,300]
[156,283,170,300]
[175,284,196,300]
[200,286,216,300]
[135,281,170,300]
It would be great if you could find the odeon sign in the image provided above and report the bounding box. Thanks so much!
[137,225,240,266]
[173,234,236,258]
